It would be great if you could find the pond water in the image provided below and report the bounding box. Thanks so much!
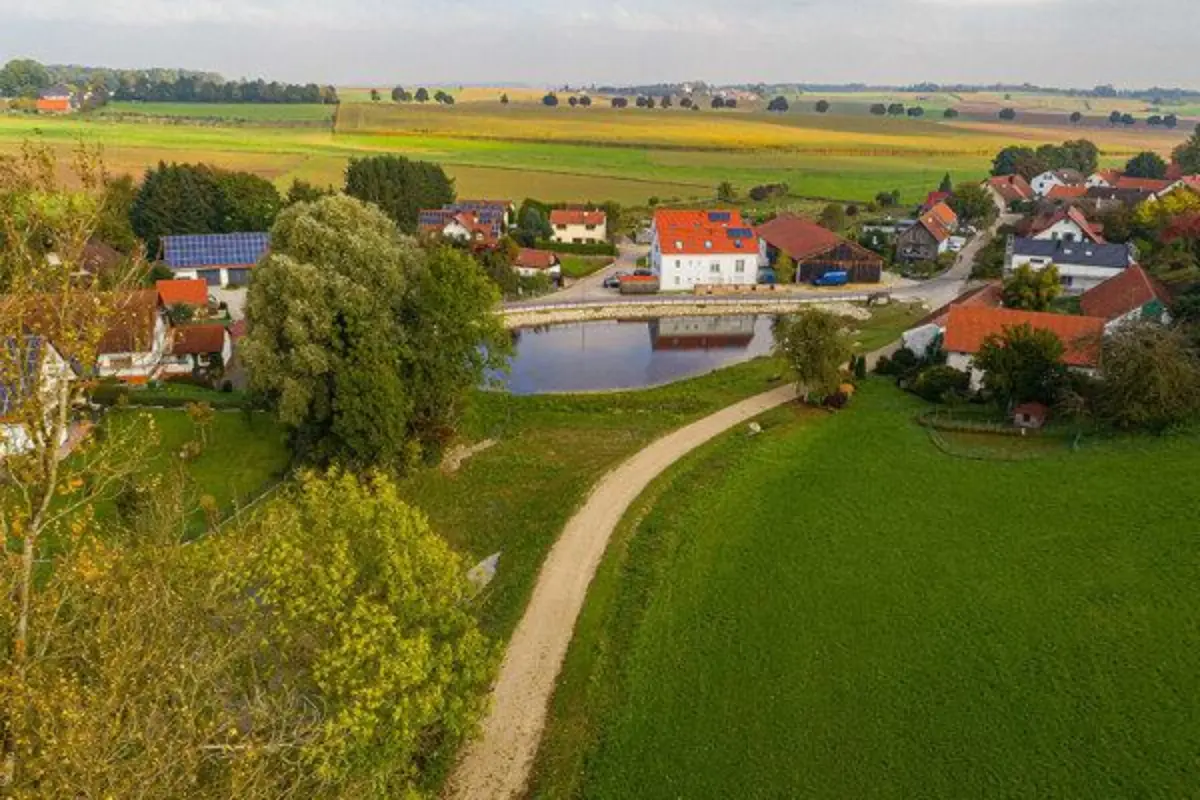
[497,315,777,395]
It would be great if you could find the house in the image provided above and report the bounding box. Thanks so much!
[1031,168,1086,198]
[1007,237,1135,294]
[156,279,211,312]
[438,211,502,247]
[1114,176,1174,194]
[1082,185,1157,214]
[1086,169,1122,189]
[896,202,958,262]
[550,209,607,244]
[921,191,951,212]
[1045,184,1089,203]
[985,175,1033,206]
[902,282,1004,357]
[513,248,562,282]
[1012,402,1050,429]
[650,209,764,291]
[95,290,170,383]
[1020,207,1105,243]
[161,324,233,378]
[160,232,269,288]
[418,201,511,242]
[36,85,77,114]
[455,200,516,228]
[1079,265,1173,331]
[756,213,883,283]
[1,337,73,457]
[943,305,1106,390]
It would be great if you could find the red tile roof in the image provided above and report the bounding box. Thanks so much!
[986,174,1033,203]
[944,306,1106,367]
[654,209,760,256]
[914,202,958,243]
[1046,185,1089,201]
[1024,207,1106,243]
[1114,176,1173,193]
[100,290,162,355]
[915,281,1004,328]
[757,214,842,259]
[514,248,560,270]
[550,209,606,226]
[156,279,209,307]
[171,324,228,356]
[1090,169,1122,185]
[1079,265,1172,321]
[923,191,951,210]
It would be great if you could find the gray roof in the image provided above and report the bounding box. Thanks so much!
[1011,237,1133,269]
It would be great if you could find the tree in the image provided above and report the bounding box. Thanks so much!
[1003,263,1062,311]
[343,154,455,233]
[943,108,960,119]
[612,96,628,109]
[773,309,853,400]
[542,92,559,107]
[818,203,846,231]
[1057,139,1100,174]
[974,323,1068,409]
[1096,323,1200,431]
[500,92,509,105]
[767,96,789,112]
[998,107,1017,120]
[660,95,672,108]
[874,189,901,207]
[568,96,578,107]
[243,196,509,466]
[415,87,429,102]
[906,106,925,118]
[815,99,830,113]
[391,85,406,102]
[948,182,997,226]
[1164,113,1179,129]
[680,97,693,108]
[213,170,282,232]
[1147,114,1164,127]
[285,178,333,206]
[991,145,1039,177]
[1070,111,1083,124]
[95,174,139,253]
[774,252,796,284]
[369,88,381,102]
[579,95,592,107]
[711,96,725,109]
[1171,124,1200,175]
[716,181,736,203]
[1124,151,1168,179]
[887,103,905,116]
[869,103,887,116]
[129,162,223,254]
[1109,110,1123,126]
[938,172,953,194]
[0,58,50,98]
[516,205,552,245]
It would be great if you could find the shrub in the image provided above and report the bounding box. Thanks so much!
[533,239,617,256]
[912,365,971,403]
[874,354,892,375]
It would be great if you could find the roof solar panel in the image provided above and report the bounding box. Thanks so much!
[1,336,42,416]
[728,227,754,238]
[161,232,270,269]
[708,211,732,223]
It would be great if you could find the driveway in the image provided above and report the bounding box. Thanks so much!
[538,239,647,304]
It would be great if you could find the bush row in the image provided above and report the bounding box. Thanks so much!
[535,240,618,257]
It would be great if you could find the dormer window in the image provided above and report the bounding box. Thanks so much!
[705,240,712,249]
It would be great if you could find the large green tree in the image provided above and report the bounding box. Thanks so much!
[1003,264,1062,311]
[1124,151,1168,179]
[948,182,997,226]
[0,59,50,98]
[1096,322,1200,431]
[974,323,1068,409]
[214,170,282,232]
[774,309,853,399]
[242,195,508,467]
[344,155,455,233]
[1172,124,1200,174]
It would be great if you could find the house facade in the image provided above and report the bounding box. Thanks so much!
[1,338,73,457]
[1079,265,1173,332]
[35,85,77,114]
[550,210,607,244]
[1023,207,1105,244]
[985,175,1034,206]
[651,210,764,291]
[513,248,562,281]
[95,290,170,383]
[943,305,1105,390]
[160,232,269,288]
[756,213,883,283]
[896,202,957,262]
[1031,169,1086,198]
[160,324,233,378]
[1007,237,1136,294]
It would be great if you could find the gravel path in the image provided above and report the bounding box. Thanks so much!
[445,383,800,799]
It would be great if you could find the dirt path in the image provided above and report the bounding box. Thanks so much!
[445,384,800,799]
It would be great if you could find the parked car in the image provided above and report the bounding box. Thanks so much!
[603,271,629,288]
[812,270,849,287]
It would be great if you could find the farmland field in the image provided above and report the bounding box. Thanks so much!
[0,94,1192,205]
[533,382,1200,798]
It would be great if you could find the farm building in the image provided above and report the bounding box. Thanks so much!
[1006,237,1136,294]
[756,213,883,283]
[160,232,269,288]
[1079,265,1172,331]
[550,209,607,244]
[902,282,1004,357]
[896,202,957,262]
[650,210,764,291]
[36,85,77,114]
[943,305,1105,390]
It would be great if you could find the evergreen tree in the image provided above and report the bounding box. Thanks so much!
[344,154,455,233]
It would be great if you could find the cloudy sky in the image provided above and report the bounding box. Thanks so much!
[1,0,1195,88]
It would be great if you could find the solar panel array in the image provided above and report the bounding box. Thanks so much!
[727,228,754,239]
[708,211,733,223]
[162,232,270,269]
[1,336,42,416]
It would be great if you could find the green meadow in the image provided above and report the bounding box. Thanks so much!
[533,381,1200,798]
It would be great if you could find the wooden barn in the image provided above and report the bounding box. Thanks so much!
[756,213,884,283]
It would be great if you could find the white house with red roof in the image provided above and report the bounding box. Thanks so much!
[651,210,764,291]
[550,209,607,244]
[1079,265,1173,332]
[1024,207,1106,244]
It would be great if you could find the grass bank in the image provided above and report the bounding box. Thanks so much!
[533,381,1200,798]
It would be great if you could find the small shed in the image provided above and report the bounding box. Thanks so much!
[1012,402,1049,430]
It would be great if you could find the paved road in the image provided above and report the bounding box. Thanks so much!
[445,344,899,800]
[540,239,648,303]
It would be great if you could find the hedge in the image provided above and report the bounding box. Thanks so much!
[91,383,255,410]
[535,240,618,256]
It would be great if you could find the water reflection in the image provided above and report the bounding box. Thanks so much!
[497,315,776,395]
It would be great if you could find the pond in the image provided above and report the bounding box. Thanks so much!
[496,315,778,395]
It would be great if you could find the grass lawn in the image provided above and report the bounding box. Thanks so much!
[96,102,335,123]
[558,255,612,279]
[533,381,1200,798]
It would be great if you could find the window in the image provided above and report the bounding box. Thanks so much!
[734,259,745,273]
[108,356,133,371]
[674,276,681,286]
[586,224,595,231]
[710,262,721,273]
[675,260,681,268]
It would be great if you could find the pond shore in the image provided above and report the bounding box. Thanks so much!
[501,299,873,329]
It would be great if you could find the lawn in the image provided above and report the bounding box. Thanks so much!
[558,255,611,279]
[533,381,1200,798]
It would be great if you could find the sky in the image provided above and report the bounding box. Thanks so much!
[1,0,1196,89]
